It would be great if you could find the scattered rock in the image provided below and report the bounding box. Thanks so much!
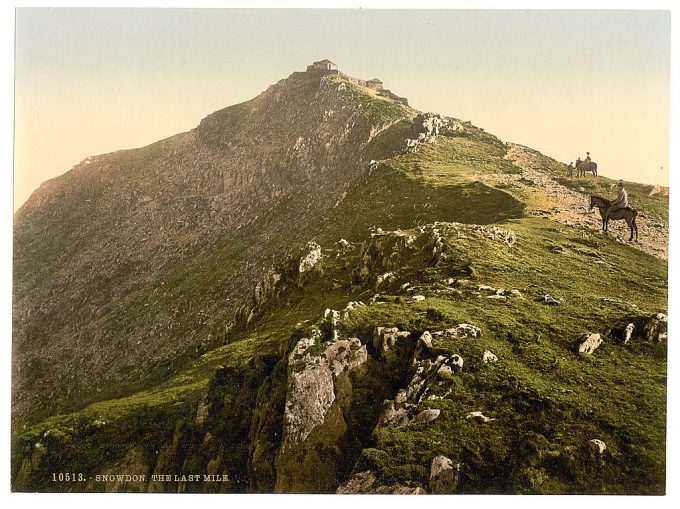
[588,439,607,455]
[644,313,667,342]
[510,289,525,299]
[433,324,482,338]
[419,331,433,349]
[437,365,454,380]
[337,470,425,494]
[376,271,396,287]
[482,350,498,363]
[449,354,464,370]
[429,455,460,494]
[378,400,413,428]
[465,411,495,423]
[471,225,516,246]
[412,408,441,426]
[336,238,351,250]
[411,295,426,302]
[337,470,377,493]
[623,323,635,344]
[578,333,602,354]
[542,294,563,305]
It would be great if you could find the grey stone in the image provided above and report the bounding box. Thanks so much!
[465,411,495,423]
[578,333,602,354]
[482,350,498,363]
[411,408,441,426]
[429,455,460,494]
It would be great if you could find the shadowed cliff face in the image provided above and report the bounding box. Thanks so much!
[13,70,416,424]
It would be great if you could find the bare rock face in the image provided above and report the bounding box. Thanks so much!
[276,326,369,492]
[578,333,603,354]
[280,332,337,449]
[405,113,445,152]
[429,455,460,494]
[298,241,323,275]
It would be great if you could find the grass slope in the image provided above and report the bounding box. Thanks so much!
[14,112,667,494]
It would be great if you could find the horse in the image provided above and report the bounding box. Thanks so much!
[589,194,638,242]
[577,160,598,178]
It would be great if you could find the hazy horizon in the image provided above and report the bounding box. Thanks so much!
[14,9,670,211]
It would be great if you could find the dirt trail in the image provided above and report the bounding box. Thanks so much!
[503,144,667,261]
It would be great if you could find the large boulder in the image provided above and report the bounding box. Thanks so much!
[578,333,602,354]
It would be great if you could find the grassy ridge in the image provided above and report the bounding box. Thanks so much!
[14,100,667,494]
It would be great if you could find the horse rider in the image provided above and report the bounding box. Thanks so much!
[584,152,592,164]
[603,180,628,223]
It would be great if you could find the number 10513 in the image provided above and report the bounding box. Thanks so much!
[52,472,85,482]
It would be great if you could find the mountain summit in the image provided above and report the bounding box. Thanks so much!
[12,62,668,494]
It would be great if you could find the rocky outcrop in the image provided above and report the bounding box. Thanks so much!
[405,113,445,152]
[611,313,668,344]
[298,241,323,275]
[644,313,668,342]
[429,455,460,494]
[275,327,369,492]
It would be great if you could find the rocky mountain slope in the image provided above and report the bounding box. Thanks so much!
[12,65,668,494]
[13,69,417,423]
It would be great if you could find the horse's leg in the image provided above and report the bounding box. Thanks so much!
[627,217,634,241]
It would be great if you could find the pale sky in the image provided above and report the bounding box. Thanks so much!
[14,8,670,210]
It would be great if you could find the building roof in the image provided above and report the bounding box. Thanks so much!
[367,78,383,83]
[315,59,337,65]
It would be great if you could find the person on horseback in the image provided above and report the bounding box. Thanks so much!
[603,180,628,223]
[584,152,592,164]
